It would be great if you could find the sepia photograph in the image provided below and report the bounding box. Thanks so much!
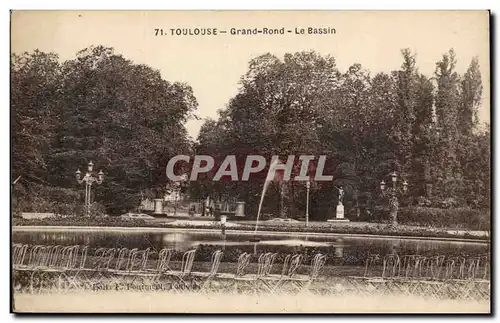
[10,10,491,314]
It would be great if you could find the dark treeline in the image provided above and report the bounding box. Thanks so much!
[12,46,197,215]
[11,46,490,220]
[190,49,490,220]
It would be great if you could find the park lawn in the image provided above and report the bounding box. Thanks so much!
[13,214,490,241]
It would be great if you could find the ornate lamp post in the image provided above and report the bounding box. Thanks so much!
[306,180,311,227]
[380,171,408,227]
[76,161,104,217]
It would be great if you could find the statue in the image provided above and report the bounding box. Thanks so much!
[335,186,344,205]
[328,185,348,222]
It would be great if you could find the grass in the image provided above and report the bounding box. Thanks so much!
[12,217,490,241]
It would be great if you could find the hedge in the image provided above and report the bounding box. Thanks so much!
[12,216,489,241]
[13,216,149,228]
[397,206,490,231]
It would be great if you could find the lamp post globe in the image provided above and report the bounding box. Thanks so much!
[380,180,386,191]
[391,171,397,186]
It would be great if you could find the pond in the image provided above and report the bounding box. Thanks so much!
[12,229,489,264]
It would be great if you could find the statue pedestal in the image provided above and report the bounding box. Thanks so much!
[235,201,245,217]
[327,203,350,223]
[336,204,344,219]
[153,199,164,215]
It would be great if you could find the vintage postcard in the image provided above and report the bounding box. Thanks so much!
[11,10,491,314]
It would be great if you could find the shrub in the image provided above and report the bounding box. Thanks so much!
[440,197,460,209]
[12,216,148,227]
[87,203,107,217]
[16,183,82,216]
[371,206,390,223]
[398,206,490,231]
[415,196,432,207]
[12,216,489,241]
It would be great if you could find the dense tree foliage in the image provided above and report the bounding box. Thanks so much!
[12,46,197,215]
[192,49,490,220]
[12,46,490,221]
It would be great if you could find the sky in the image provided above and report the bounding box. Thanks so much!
[11,10,490,140]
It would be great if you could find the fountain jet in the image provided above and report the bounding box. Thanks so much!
[251,159,280,242]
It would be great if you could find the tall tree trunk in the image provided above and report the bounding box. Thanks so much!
[280,182,288,218]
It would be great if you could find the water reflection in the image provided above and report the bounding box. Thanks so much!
[335,238,344,258]
[161,233,195,250]
[12,230,489,258]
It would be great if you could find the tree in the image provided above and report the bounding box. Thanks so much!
[433,49,462,199]
[459,57,483,136]
[232,51,339,218]
[393,49,418,176]
[192,48,489,222]
[12,46,197,215]
[11,50,62,185]
[410,73,435,197]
